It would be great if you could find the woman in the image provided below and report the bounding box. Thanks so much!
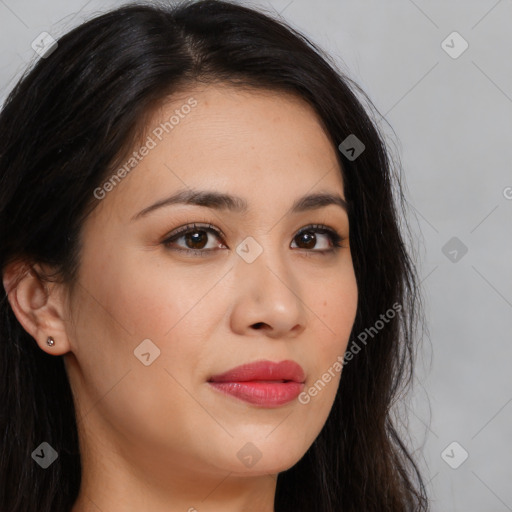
[0,1,429,510]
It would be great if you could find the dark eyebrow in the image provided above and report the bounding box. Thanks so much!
[131,188,348,221]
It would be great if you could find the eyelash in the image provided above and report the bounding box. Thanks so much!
[161,222,346,257]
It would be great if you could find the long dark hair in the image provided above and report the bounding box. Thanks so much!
[0,1,429,510]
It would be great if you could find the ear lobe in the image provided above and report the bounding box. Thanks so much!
[2,261,72,355]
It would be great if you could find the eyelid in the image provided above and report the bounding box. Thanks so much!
[161,222,346,254]
[164,222,225,241]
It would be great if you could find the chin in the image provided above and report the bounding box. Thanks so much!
[223,448,305,476]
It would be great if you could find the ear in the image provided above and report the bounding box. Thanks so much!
[2,261,72,355]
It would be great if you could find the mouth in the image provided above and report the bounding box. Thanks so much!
[208,359,306,384]
[207,359,306,407]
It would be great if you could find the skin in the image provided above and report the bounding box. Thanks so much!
[4,84,358,512]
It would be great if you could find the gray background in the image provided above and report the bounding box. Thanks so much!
[1,0,511,510]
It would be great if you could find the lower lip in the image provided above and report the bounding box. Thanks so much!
[208,381,304,407]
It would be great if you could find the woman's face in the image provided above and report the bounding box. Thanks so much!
[64,84,358,483]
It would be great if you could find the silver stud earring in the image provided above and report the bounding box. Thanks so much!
[46,336,55,347]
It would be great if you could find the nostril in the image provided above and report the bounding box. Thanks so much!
[252,322,265,329]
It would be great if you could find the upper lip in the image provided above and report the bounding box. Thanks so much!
[208,359,306,383]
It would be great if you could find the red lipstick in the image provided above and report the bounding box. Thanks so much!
[208,360,305,408]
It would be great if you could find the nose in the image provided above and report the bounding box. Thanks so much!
[228,242,306,339]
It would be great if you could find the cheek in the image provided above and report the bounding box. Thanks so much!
[96,257,230,388]
[311,266,358,347]
[67,254,218,446]
[95,252,224,339]
[297,267,357,403]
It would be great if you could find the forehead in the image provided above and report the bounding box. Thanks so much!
[93,84,346,222]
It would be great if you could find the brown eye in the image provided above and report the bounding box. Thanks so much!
[295,231,317,249]
[182,230,209,250]
[162,223,345,256]
[162,223,226,255]
[291,225,344,253]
